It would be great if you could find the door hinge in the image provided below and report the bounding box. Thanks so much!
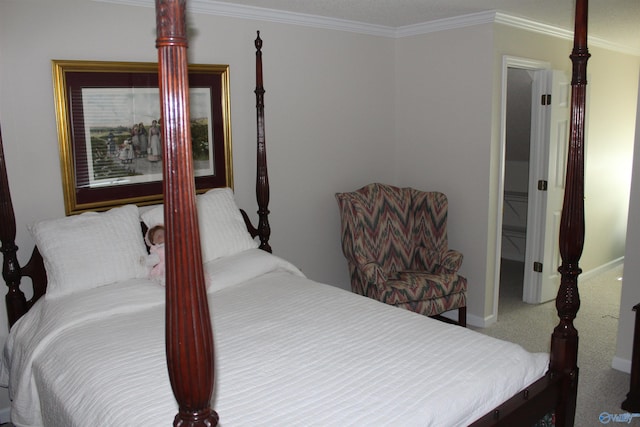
[538,180,548,191]
[541,94,551,105]
[533,262,543,272]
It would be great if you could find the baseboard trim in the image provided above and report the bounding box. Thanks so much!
[581,257,624,281]
[469,313,495,328]
[613,356,632,374]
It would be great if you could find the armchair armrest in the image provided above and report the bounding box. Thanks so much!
[357,261,388,285]
[412,247,463,274]
[440,249,463,273]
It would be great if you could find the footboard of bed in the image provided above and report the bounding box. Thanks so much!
[469,372,565,427]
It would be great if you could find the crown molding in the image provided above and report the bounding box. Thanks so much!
[394,10,497,38]
[187,0,396,37]
[93,0,639,55]
[93,0,396,36]
[494,12,640,56]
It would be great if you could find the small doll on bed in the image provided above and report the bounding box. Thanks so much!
[144,225,166,285]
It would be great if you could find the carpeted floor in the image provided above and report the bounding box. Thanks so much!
[471,260,633,427]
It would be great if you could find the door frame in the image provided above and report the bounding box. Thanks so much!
[492,56,551,321]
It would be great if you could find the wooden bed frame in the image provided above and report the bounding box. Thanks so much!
[0,0,589,425]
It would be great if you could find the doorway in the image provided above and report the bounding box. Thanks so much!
[499,67,533,311]
[493,56,557,320]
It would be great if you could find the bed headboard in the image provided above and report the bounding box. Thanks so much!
[0,10,272,333]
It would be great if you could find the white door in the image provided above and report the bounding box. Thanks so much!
[523,70,570,303]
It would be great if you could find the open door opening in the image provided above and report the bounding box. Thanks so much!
[500,68,533,309]
[495,57,570,320]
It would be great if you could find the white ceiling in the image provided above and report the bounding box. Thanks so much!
[210,0,640,54]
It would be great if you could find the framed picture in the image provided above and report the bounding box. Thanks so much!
[52,60,233,215]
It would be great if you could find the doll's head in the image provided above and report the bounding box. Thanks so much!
[148,225,165,245]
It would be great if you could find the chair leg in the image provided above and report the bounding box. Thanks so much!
[458,306,467,327]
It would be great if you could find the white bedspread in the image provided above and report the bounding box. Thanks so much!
[1,249,549,427]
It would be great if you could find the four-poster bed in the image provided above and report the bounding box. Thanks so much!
[0,0,589,425]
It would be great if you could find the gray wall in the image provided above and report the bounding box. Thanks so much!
[394,24,495,319]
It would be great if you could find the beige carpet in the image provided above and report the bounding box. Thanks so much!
[471,260,633,427]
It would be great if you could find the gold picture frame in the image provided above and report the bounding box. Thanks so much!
[52,60,233,215]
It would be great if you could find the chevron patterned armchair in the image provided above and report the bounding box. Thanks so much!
[336,183,467,326]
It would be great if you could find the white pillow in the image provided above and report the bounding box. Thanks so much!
[197,188,258,262]
[138,188,258,263]
[29,204,149,299]
[140,205,164,229]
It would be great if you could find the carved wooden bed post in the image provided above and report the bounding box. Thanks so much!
[0,127,28,327]
[550,0,589,425]
[254,32,272,253]
[155,1,218,425]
